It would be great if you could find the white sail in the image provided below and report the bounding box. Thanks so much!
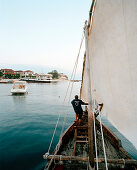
[81,0,137,149]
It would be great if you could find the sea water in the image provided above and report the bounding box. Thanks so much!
[0,82,137,170]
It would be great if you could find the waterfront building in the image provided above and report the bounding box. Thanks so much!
[14,70,25,77]
[24,70,34,77]
[1,69,15,74]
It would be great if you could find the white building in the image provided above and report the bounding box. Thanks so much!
[24,70,34,77]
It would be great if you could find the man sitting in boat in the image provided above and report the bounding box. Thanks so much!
[71,95,88,125]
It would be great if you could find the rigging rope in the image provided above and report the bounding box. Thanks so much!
[93,99,99,170]
[47,114,61,154]
[98,108,108,170]
[60,33,84,136]
[45,32,84,157]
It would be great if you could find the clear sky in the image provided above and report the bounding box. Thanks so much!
[0,0,91,75]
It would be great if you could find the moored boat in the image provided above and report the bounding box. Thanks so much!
[11,81,27,94]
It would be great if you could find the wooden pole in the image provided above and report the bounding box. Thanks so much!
[43,155,137,166]
[84,21,94,168]
[85,105,88,112]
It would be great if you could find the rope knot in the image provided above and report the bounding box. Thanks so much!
[122,159,125,168]
[44,152,49,159]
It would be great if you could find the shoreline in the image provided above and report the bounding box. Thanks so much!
[0,79,81,84]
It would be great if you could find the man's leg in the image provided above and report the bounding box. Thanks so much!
[78,113,82,125]
[74,113,78,122]
[79,119,82,125]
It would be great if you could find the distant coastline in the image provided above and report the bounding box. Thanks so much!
[0,68,68,82]
[0,78,81,84]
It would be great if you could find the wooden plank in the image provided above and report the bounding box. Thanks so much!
[76,140,88,143]
[75,126,88,129]
[78,132,88,135]
[44,155,88,162]
[77,136,88,139]
[73,128,77,156]
[88,109,94,167]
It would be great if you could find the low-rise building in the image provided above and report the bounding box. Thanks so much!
[1,69,15,74]
[14,70,25,77]
[24,70,34,77]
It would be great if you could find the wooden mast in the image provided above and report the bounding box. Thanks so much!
[84,21,94,168]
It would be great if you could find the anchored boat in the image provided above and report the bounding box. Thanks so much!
[11,81,27,95]
[43,0,137,169]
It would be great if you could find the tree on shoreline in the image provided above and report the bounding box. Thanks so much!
[5,73,20,79]
[48,70,59,79]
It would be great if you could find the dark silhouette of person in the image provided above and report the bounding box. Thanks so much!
[71,95,88,125]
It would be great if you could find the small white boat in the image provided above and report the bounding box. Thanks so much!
[11,81,27,94]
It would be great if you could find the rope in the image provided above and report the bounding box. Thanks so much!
[63,32,84,105]
[60,32,84,136]
[93,99,99,170]
[98,110,108,170]
[122,158,125,168]
[47,114,61,154]
[87,156,89,170]
[44,32,84,160]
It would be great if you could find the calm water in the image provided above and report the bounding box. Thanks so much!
[0,82,137,170]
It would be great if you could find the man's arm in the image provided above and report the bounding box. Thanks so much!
[81,100,88,105]
[99,103,103,111]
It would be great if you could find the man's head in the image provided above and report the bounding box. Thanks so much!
[75,95,78,100]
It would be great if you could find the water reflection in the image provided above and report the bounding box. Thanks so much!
[12,94,27,104]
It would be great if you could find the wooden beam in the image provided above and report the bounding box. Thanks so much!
[73,128,77,156]
[74,125,88,129]
[88,109,94,167]
[95,158,137,165]
[43,155,137,166]
[44,155,88,162]
[84,21,94,168]
[85,105,88,112]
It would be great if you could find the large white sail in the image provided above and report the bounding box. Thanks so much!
[81,0,137,149]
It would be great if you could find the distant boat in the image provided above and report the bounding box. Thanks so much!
[20,78,52,83]
[11,81,27,94]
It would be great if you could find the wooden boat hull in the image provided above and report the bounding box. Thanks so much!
[44,113,137,170]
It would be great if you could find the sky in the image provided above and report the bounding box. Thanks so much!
[0,0,91,77]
